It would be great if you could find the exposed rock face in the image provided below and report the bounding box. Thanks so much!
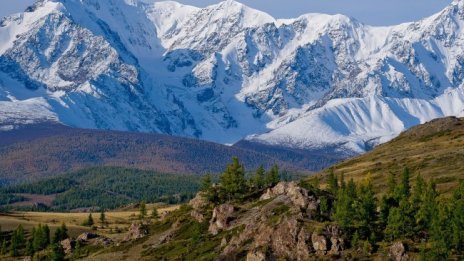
[326,225,345,256]
[296,228,311,261]
[389,242,409,261]
[60,238,74,255]
[246,250,266,261]
[271,217,299,259]
[311,233,328,256]
[260,182,319,215]
[208,203,234,235]
[189,192,209,222]
[124,223,148,241]
[76,232,98,242]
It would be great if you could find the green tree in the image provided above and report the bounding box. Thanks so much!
[100,210,106,227]
[450,181,464,253]
[82,213,94,227]
[200,174,212,192]
[415,180,437,234]
[220,157,246,200]
[327,169,338,194]
[26,239,34,257]
[253,165,265,189]
[265,165,280,188]
[139,201,147,220]
[355,175,377,240]
[53,223,68,243]
[0,240,6,255]
[151,207,159,219]
[50,243,65,261]
[32,224,50,251]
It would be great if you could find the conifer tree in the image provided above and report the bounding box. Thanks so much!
[356,174,377,240]
[327,169,338,194]
[200,174,212,192]
[220,157,246,200]
[100,210,106,227]
[151,207,159,219]
[83,213,94,227]
[139,201,147,220]
[0,240,6,255]
[265,165,280,187]
[53,223,68,243]
[50,243,65,261]
[26,239,34,257]
[253,165,265,189]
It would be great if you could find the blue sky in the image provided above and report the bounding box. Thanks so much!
[1,0,451,26]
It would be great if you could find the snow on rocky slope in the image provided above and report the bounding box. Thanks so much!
[1,0,464,159]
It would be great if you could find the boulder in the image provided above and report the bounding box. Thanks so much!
[311,233,327,256]
[124,223,147,241]
[389,242,408,261]
[60,238,74,255]
[296,228,311,261]
[260,182,319,211]
[208,204,234,235]
[76,232,98,242]
[271,218,299,259]
[189,192,209,222]
[325,225,345,256]
[246,250,266,261]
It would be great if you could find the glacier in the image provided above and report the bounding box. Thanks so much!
[1,0,464,159]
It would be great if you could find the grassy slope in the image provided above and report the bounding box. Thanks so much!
[314,116,464,195]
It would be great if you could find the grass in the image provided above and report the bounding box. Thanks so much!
[313,117,464,197]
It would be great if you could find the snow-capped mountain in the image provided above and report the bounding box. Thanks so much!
[1,0,464,159]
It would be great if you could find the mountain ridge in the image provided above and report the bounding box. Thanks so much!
[1,0,464,158]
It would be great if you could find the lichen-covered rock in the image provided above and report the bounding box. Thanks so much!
[260,182,319,212]
[189,192,209,222]
[389,242,409,261]
[246,250,266,261]
[208,203,234,235]
[311,233,327,256]
[296,228,311,261]
[271,217,299,259]
[76,232,98,242]
[60,238,74,255]
[124,223,148,241]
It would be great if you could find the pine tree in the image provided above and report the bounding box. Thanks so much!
[253,165,265,189]
[82,213,94,227]
[394,167,411,200]
[139,201,147,220]
[9,230,19,257]
[356,175,377,240]
[26,239,34,257]
[0,240,6,255]
[450,181,464,253]
[220,157,246,200]
[415,180,437,234]
[200,174,212,192]
[151,207,159,219]
[327,169,338,194]
[265,165,280,188]
[50,243,65,261]
[333,182,356,231]
[100,210,106,227]
[53,223,68,243]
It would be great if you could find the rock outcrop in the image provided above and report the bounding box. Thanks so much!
[189,192,209,222]
[389,242,409,261]
[208,203,235,235]
[60,238,75,255]
[124,223,148,241]
[260,182,319,217]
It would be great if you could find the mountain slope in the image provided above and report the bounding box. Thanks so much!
[1,0,464,158]
[0,122,305,184]
[315,116,464,194]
